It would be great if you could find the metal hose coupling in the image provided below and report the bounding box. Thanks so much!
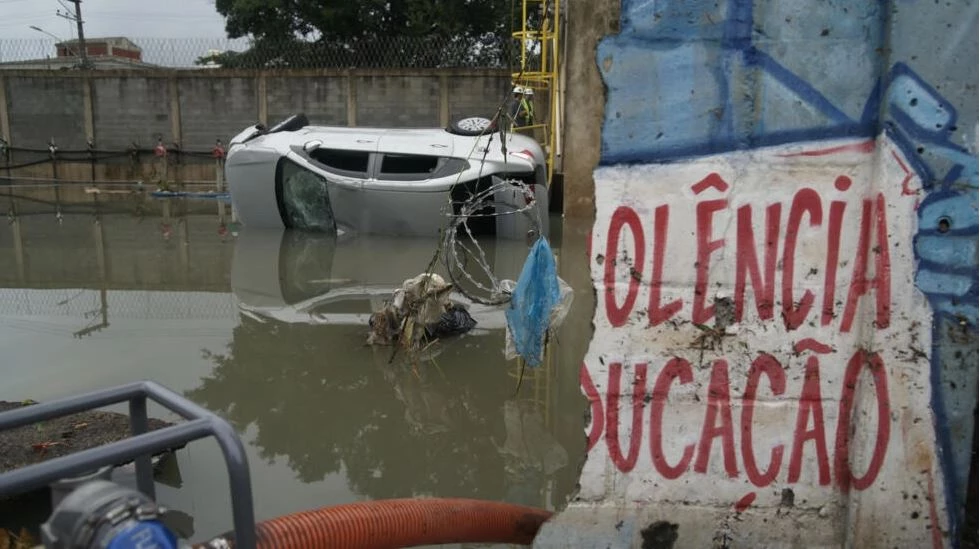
[41,480,183,549]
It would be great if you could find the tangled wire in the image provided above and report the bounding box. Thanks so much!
[371,176,544,373]
[440,177,543,306]
[374,72,546,369]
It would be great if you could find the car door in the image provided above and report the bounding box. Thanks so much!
[294,136,377,230]
[367,152,474,235]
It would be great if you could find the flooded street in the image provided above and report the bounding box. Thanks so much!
[0,193,594,544]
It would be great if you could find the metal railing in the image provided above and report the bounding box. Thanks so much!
[0,381,256,549]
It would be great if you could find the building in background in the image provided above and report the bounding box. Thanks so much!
[0,36,158,70]
[56,36,142,61]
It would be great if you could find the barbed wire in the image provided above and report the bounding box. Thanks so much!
[0,35,530,69]
[441,178,541,306]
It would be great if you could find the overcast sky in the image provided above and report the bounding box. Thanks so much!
[0,0,239,65]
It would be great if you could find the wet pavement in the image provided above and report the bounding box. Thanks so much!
[0,193,594,546]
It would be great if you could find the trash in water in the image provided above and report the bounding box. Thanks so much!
[503,236,572,367]
[367,273,477,350]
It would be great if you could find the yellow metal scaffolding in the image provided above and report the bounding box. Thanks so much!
[510,0,561,185]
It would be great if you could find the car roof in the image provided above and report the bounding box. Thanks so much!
[301,125,455,155]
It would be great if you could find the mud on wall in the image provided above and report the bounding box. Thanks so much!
[538,0,977,547]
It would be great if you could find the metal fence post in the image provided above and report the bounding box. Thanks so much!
[129,395,155,499]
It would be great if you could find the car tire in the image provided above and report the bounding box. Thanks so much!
[447,116,497,136]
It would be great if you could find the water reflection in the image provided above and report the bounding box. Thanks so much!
[0,190,591,537]
[187,228,581,510]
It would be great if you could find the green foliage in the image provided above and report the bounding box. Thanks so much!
[200,0,523,68]
[215,0,512,41]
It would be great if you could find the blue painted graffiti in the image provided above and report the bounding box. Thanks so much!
[597,0,881,164]
[892,62,978,545]
[596,0,977,542]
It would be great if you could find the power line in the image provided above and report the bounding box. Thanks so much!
[0,14,57,24]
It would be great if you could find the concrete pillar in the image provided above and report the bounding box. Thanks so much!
[82,77,95,144]
[0,75,10,146]
[346,72,357,127]
[439,74,450,127]
[93,212,107,282]
[559,0,620,220]
[216,157,226,222]
[178,215,189,284]
[167,77,182,190]
[168,76,182,145]
[257,73,268,126]
[11,215,24,284]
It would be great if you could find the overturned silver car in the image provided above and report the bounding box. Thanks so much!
[225,114,549,239]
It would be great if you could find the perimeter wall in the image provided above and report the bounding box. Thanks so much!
[545,0,978,546]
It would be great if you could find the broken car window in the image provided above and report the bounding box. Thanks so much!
[276,157,337,233]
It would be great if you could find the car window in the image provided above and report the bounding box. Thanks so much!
[275,157,337,233]
[377,154,469,181]
[308,148,370,178]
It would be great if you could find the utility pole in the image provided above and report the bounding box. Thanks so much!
[56,0,89,68]
[70,0,89,68]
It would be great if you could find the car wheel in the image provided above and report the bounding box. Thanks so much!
[448,116,496,136]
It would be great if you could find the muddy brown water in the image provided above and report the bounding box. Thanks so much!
[0,196,594,547]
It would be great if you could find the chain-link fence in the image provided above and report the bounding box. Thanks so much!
[0,288,240,322]
[0,35,524,69]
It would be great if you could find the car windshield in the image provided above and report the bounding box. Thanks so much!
[276,157,337,233]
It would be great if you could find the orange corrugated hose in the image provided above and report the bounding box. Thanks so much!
[195,498,553,549]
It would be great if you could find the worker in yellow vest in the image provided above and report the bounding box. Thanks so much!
[509,85,535,130]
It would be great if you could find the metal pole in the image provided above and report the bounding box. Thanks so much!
[0,420,208,498]
[71,0,89,69]
[129,396,155,499]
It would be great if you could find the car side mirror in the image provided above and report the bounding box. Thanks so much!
[303,140,322,152]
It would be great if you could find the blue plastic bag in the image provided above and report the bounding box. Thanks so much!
[505,236,561,366]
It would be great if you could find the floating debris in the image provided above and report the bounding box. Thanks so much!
[367,273,478,351]
[504,236,573,367]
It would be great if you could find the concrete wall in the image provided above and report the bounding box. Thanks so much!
[354,74,441,127]
[179,77,259,151]
[93,77,172,150]
[447,75,509,126]
[540,0,978,547]
[5,76,87,151]
[558,0,619,220]
[265,76,347,127]
[0,68,510,155]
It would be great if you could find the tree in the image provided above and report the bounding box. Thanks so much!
[203,0,523,68]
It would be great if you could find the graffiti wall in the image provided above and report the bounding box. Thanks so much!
[542,0,977,547]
